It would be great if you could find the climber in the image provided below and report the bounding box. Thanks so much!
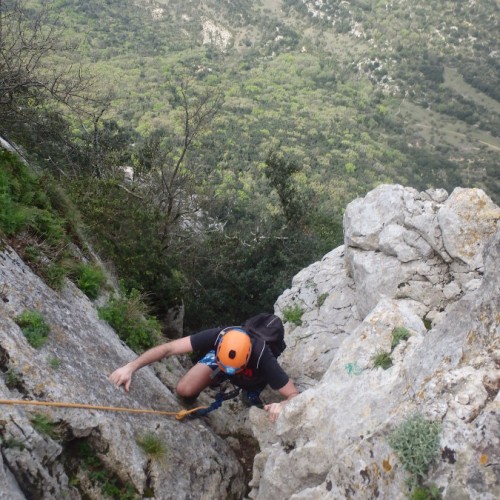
[108,326,299,423]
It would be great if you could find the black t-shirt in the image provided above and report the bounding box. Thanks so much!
[190,327,289,391]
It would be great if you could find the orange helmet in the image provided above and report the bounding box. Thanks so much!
[216,328,252,375]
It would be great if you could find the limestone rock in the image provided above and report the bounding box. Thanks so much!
[0,245,246,499]
[251,186,500,500]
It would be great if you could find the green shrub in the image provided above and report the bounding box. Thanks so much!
[49,357,61,369]
[391,326,411,349]
[72,440,138,499]
[388,414,441,490]
[136,432,167,460]
[410,485,442,500]
[41,262,68,290]
[98,289,161,352]
[29,412,62,440]
[4,366,23,389]
[73,263,106,300]
[372,350,393,370]
[15,310,50,348]
[283,304,304,326]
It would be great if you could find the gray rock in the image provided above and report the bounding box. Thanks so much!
[251,186,500,500]
[0,245,246,499]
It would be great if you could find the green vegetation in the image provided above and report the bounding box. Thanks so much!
[410,485,442,500]
[391,327,411,349]
[71,263,107,300]
[283,305,304,326]
[29,412,63,440]
[373,326,412,369]
[136,433,167,461]
[15,310,51,348]
[1,0,498,334]
[98,288,162,352]
[49,357,62,370]
[389,414,442,493]
[371,350,393,370]
[317,293,329,308]
[68,440,138,500]
[4,366,23,390]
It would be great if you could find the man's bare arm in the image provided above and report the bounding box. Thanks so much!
[108,336,193,392]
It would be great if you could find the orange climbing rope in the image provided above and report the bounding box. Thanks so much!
[0,399,207,421]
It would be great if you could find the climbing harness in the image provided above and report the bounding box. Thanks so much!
[0,398,208,421]
[192,387,241,417]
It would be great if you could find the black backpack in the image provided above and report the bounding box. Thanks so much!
[242,313,286,358]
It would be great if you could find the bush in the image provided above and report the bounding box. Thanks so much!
[388,414,441,490]
[136,432,167,460]
[98,289,161,352]
[372,350,393,370]
[283,305,304,326]
[29,412,62,440]
[15,310,50,348]
[72,263,106,300]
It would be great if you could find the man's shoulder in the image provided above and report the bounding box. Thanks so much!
[190,327,223,351]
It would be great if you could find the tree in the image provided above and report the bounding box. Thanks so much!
[138,74,224,252]
[264,150,306,226]
[0,0,98,142]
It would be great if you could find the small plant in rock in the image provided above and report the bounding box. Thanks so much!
[48,357,61,369]
[73,440,138,499]
[372,350,393,370]
[391,326,411,349]
[70,263,107,300]
[98,288,161,353]
[15,310,50,348]
[317,293,329,307]
[410,484,442,500]
[1,436,25,450]
[4,366,23,389]
[423,318,432,331]
[283,305,304,326]
[136,432,167,460]
[29,412,62,440]
[388,414,442,492]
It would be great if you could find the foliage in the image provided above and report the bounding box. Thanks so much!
[15,310,50,348]
[282,305,304,326]
[389,414,442,490]
[317,293,329,308]
[136,433,167,460]
[98,288,162,353]
[410,484,442,500]
[70,440,138,499]
[29,412,62,440]
[4,366,23,390]
[49,357,62,370]
[71,263,107,300]
[2,0,499,338]
[391,327,411,349]
[372,350,393,370]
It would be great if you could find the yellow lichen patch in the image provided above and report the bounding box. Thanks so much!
[479,454,489,466]
[417,390,425,399]
[382,457,392,472]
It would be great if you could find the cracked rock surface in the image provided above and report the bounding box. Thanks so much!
[252,185,499,500]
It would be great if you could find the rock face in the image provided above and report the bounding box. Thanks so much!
[0,245,246,499]
[251,185,499,500]
[1,183,498,500]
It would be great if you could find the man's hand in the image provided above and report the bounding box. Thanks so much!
[264,402,284,423]
[108,364,134,392]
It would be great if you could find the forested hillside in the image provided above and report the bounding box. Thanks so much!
[1,0,498,332]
